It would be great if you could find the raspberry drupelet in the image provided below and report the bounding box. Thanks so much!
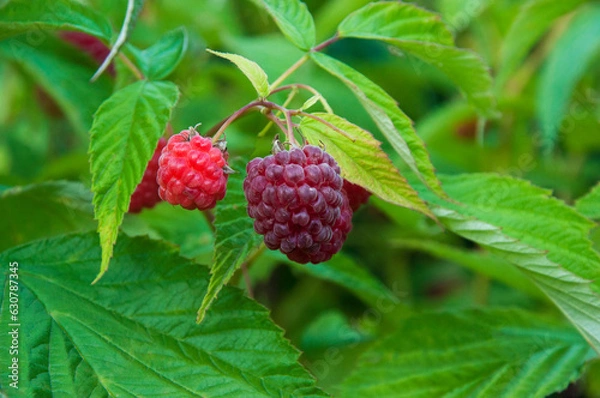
[157,130,229,210]
[244,145,352,264]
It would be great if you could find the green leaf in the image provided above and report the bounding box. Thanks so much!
[436,0,493,32]
[300,113,434,219]
[0,0,112,40]
[498,0,588,87]
[0,181,94,252]
[197,159,264,323]
[576,182,600,220]
[207,49,270,98]
[0,37,113,136]
[393,239,545,299]
[129,27,188,80]
[0,233,326,397]
[310,52,446,199]
[337,1,496,117]
[537,4,600,151]
[264,250,402,309]
[338,1,454,46]
[418,173,600,353]
[254,0,316,50]
[89,80,179,282]
[337,309,593,397]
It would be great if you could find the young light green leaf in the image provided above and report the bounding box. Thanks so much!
[0,0,112,40]
[0,181,94,251]
[197,160,264,323]
[0,37,113,136]
[337,1,496,117]
[128,27,188,80]
[338,309,593,397]
[537,4,600,152]
[576,182,600,220]
[0,233,326,397]
[498,0,588,88]
[207,49,270,98]
[254,0,316,50]
[300,113,434,219]
[91,0,144,81]
[89,80,179,283]
[310,52,446,199]
[417,173,600,353]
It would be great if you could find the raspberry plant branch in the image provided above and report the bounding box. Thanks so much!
[269,54,309,91]
[91,0,139,82]
[117,52,145,80]
[270,83,333,113]
[311,34,340,53]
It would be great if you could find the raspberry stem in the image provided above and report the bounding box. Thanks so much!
[311,34,340,53]
[269,55,309,91]
[270,84,333,114]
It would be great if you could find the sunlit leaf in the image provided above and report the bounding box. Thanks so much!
[300,112,434,219]
[89,80,179,282]
[207,49,270,98]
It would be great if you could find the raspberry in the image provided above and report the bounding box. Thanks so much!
[128,137,167,213]
[244,145,353,264]
[157,130,229,210]
[343,180,371,211]
[61,32,115,76]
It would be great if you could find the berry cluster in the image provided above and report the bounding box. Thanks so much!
[243,145,353,264]
[128,128,368,265]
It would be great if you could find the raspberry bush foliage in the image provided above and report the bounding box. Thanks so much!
[2,0,600,396]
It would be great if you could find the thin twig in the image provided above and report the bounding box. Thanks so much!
[311,34,340,53]
[269,54,309,91]
[117,52,144,80]
[270,83,334,114]
[91,0,139,82]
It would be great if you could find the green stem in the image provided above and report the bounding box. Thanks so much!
[312,34,340,52]
[269,54,309,91]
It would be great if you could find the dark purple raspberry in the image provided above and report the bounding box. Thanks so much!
[128,137,167,213]
[244,145,353,264]
[343,180,371,211]
[157,130,228,210]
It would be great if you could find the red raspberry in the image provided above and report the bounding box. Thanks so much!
[244,145,353,264]
[61,32,115,76]
[343,180,371,211]
[128,137,167,213]
[157,130,229,210]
